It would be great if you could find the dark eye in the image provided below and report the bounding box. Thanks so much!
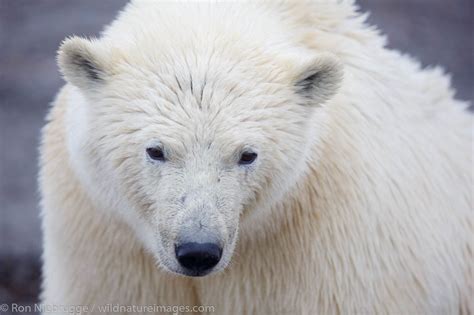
[238,151,258,165]
[146,147,165,161]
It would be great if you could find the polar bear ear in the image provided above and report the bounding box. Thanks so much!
[57,37,108,90]
[294,54,343,106]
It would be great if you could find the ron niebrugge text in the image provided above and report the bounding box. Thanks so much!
[4,303,215,313]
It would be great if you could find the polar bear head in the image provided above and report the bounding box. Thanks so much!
[58,4,342,277]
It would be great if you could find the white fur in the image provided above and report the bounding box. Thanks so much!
[40,1,472,313]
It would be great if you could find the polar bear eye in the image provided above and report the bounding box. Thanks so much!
[146,146,165,161]
[238,151,258,165]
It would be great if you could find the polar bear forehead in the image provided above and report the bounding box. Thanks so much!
[87,53,308,157]
[101,59,302,144]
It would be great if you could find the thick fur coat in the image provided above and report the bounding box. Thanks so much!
[40,1,472,314]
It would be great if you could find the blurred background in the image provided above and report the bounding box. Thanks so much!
[0,0,472,311]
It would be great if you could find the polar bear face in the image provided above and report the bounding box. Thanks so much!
[59,36,342,277]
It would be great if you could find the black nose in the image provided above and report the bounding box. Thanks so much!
[175,242,222,274]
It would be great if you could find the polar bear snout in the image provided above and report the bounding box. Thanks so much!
[175,242,222,276]
[168,211,233,276]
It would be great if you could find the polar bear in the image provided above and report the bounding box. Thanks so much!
[40,1,472,314]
